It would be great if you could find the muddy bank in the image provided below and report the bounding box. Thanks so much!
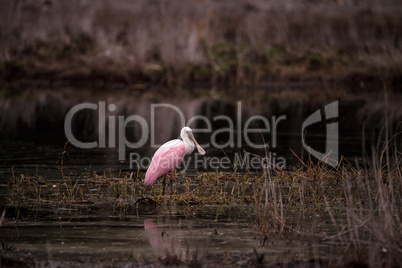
[1,0,401,88]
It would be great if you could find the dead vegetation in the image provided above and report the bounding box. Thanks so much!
[0,0,401,87]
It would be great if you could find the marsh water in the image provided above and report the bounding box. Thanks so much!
[0,86,378,178]
[1,203,345,267]
[0,86,399,266]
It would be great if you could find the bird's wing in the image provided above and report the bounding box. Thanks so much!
[144,141,185,185]
[159,139,182,149]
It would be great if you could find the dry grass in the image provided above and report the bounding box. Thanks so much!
[252,128,402,267]
[0,0,401,87]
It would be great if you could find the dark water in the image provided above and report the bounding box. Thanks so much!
[0,204,343,267]
[0,86,385,183]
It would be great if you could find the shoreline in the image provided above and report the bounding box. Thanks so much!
[2,68,400,93]
[1,0,401,91]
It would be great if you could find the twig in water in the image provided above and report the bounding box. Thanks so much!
[0,210,5,227]
[322,218,370,241]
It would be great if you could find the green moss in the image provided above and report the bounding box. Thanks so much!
[1,60,26,78]
[192,65,213,80]
[267,43,287,59]
[304,51,333,71]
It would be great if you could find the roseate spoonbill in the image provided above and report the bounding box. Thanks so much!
[144,127,205,194]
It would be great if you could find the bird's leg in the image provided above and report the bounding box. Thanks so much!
[170,170,174,194]
[162,175,166,195]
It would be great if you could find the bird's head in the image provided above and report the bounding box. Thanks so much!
[181,127,206,155]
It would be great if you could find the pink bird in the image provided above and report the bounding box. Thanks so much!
[144,127,206,193]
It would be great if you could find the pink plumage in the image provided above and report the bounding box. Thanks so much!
[144,140,185,185]
[144,127,205,187]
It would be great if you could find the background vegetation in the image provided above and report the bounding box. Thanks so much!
[0,0,401,88]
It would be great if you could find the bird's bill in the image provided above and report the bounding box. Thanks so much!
[190,134,206,155]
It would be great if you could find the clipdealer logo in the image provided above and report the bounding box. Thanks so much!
[64,101,339,169]
[302,101,339,167]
